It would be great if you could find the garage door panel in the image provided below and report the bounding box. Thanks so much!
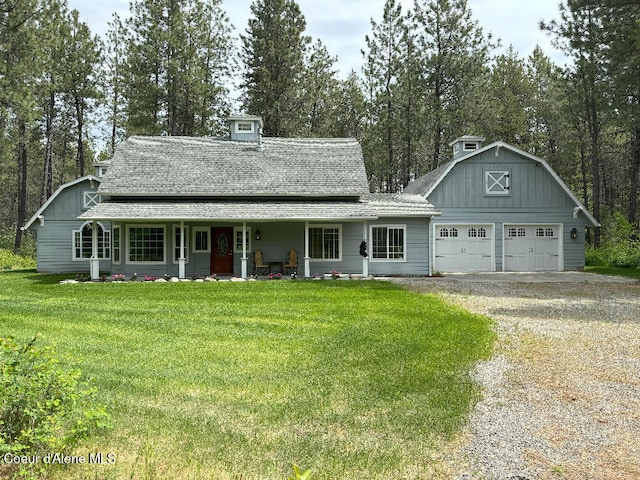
[434,224,494,273]
[504,224,560,272]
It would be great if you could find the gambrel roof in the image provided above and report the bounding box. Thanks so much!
[405,141,599,227]
[23,175,101,231]
[98,136,370,197]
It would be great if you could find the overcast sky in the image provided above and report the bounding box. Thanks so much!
[67,0,565,76]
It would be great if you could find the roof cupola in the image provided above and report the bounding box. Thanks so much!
[228,115,263,145]
[449,135,485,160]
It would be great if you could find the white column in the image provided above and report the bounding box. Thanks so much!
[304,221,311,278]
[362,221,369,277]
[241,222,248,278]
[90,220,99,280]
[178,221,186,278]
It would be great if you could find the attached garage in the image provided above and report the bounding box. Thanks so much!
[503,224,562,271]
[434,224,494,272]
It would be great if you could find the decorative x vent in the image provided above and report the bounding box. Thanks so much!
[84,191,100,207]
[485,170,510,195]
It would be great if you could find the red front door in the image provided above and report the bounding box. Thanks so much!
[211,227,234,274]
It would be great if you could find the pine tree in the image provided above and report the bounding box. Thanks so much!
[241,0,310,137]
[412,0,493,170]
[124,0,233,136]
[362,0,411,192]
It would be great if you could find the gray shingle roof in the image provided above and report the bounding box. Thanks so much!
[79,200,376,221]
[78,195,439,222]
[99,136,370,197]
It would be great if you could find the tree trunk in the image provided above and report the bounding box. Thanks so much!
[75,94,85,176]
[14,120,28,253]
[41,89,55,204]
[628,127,640,229]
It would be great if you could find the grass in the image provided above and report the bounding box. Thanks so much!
[585,265,640,280]
[0,271,495,479]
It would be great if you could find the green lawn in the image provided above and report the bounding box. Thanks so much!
[585,265,640,280]
[0,271,494,480]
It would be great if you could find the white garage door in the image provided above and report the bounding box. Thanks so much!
[434,224,494,272]
[503,224,561,271]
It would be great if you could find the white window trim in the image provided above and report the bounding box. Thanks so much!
[173,224,189,264]
[125,224,166,265]
[485,170,510,195]
[309,224,342,261]
[72,221,111,261]
[233,226,252,253]
[235,121,255,134]
[369,224,407,262]
[192,227,211,253]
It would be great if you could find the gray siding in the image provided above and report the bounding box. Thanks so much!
[31,179,110,274]
[109,219,431,278]
[429,150,575,210]
[427,149,591,271]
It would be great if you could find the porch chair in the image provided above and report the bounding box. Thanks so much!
[284,249,298,274]
[254,250,270,275]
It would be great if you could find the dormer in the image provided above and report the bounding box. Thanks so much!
[449,135,485,160]
[228,115,263,143]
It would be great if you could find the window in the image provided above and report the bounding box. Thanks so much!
[478,227,487,238]
[536,227,545,237]
[235,122,254,133]
[545,227,555,237]
[485,170,510,195]
[193,227,210,253]
[507,227,526,238]
[73,222,110,260]
[173,225,189,264]
[439,227,449,238]
[450,227,459,238]
[464,142,478,151]
[469,227,477,238]
[83,191,100,208]
[112,225,121,264]
[234,227,252,253]
[309,225,341,260]
[371,225,406,261]
[127,225,165,263]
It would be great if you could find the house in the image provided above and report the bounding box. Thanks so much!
[23,119,597,278]
[404,136,599,272]
[22,175,111,274]
[25,115,440,279]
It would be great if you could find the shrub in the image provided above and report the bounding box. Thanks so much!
[0,336,111,479]
[0,249,36,271]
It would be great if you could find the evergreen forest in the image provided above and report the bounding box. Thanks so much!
[1,0,639,259]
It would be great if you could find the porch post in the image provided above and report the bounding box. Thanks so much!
[304,221,310,278]
[178,220,186,278]
[241,222,248,278]
[362,221,369,277]
[90,220,99,280]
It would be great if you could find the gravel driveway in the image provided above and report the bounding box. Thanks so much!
[389,272,640,480]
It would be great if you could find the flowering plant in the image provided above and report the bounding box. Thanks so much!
[269,272,282,280]
[143,275,157,282]
[111,274,125,282]
[330,270,342,280]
